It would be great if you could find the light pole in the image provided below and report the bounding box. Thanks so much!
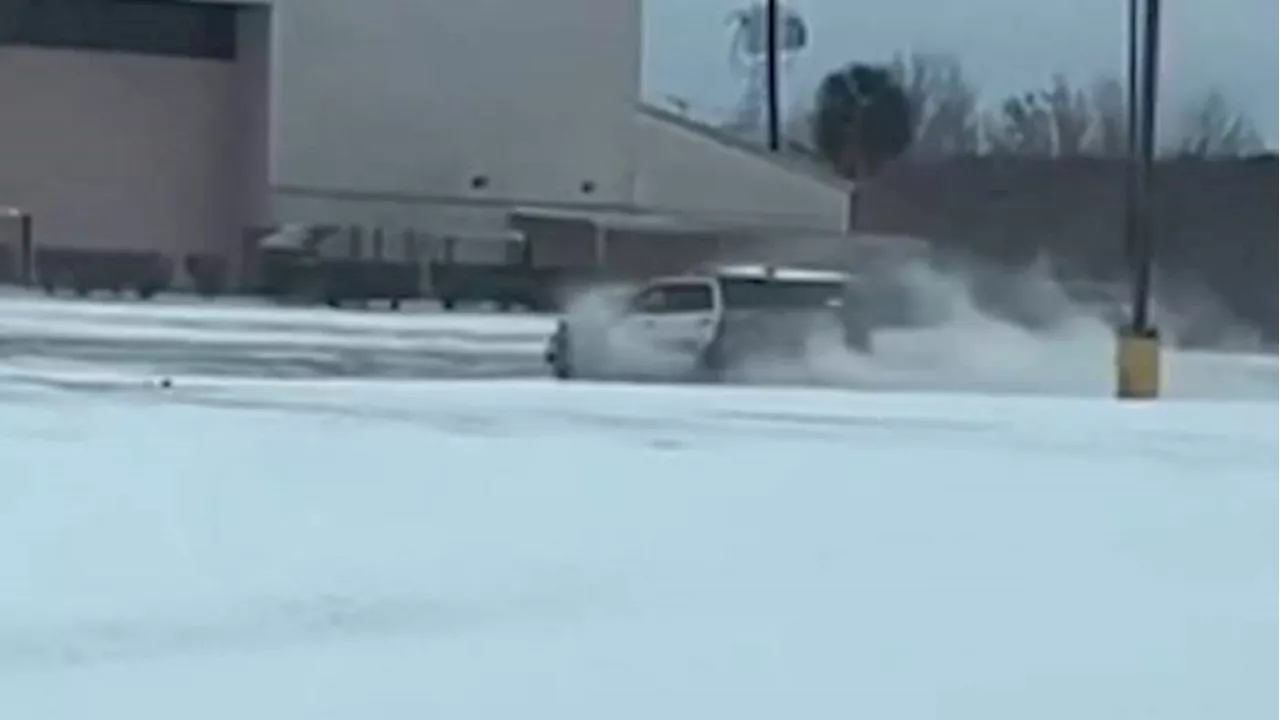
[1123,0,1140,283]
[1,207,33,287]
[1116,0,1162,399]
[764,0,780,151]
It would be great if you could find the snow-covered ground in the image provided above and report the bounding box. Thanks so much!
[0,294,552,380]
[0,291,1274,399]
[0,291,1275,719]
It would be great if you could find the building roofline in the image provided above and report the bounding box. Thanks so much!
[274,184,855,235]
[635,102,855,194]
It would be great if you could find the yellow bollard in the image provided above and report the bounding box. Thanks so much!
[1115,327,1161,399]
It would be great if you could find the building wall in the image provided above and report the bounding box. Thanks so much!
[265,0,853,237]
[0,1,271,288]
[632,106,854,233]
[233,6,274,244]
[0,46,242,259]
[0,0,852,284]
[269,0,643,214]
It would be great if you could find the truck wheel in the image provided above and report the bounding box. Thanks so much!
[694,332,730,383]
[552,358,573,380]
[842,314,873,354]
[549,328,574,380]
[693,354,726,383]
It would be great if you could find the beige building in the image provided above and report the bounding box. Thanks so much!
[0,0,268,285]
[0,0,851,288]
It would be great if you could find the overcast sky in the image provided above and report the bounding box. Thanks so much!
[643,0,1278,147]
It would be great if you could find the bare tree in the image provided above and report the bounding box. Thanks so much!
[985,75,1095,156]
[890,52,980,156]
[1040,74,1091,156]
[984,92,1056,155]
[1085,76,1127,156]
[978,74,1263,159]
[1171,89,1263,157]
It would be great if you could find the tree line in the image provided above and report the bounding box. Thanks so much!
[799,51,1266,179]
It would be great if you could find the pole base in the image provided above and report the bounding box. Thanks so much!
[1115,327,1161,399]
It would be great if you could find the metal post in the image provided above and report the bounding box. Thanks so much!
[592,223,607,268]
[19,212,33,288]
[1,207,34,287]
[764,0,781,152]
[1123,0,1140,292]
[1130,0,1161,333]
[1115,0,1162,399]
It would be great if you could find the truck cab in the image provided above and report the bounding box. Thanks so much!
[546,265,868,381]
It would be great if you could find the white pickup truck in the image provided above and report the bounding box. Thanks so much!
[545,264,871,381]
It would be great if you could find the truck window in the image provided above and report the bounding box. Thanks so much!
[631,282,714,314]
[720,278,843,309]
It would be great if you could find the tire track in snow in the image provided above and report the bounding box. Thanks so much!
[0,596,451,673]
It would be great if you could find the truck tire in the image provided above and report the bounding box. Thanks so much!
[694,330,730,384]
[549,326,574,380]
[842,311,873,353]
[552,358,573,380]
